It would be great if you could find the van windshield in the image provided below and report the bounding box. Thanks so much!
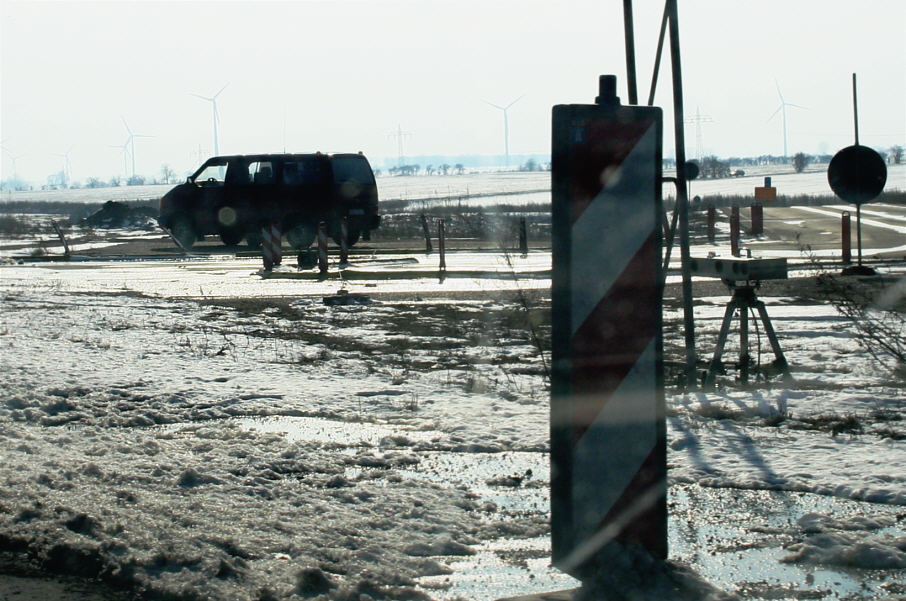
[192,160,228,184]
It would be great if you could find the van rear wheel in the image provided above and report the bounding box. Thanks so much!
[331,227,361,247]
[220,229,242,246]
[285,221,317,250]
[245,232,262,250]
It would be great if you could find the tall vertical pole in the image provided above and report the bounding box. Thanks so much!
[852,73,863,266]
[852,73,860,146]
[504,111,510,167]
[623,0,639,105]
[212,103,219,156]
[667,0,697,387]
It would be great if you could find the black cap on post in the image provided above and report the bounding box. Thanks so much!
[595,75,620,106]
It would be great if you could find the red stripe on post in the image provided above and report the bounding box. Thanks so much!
[570,232,658,441]
[568,120,655,225]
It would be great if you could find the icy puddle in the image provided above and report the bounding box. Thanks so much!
[238,415,550,512]
[670,485,906,599]
[418,536,580,600]
[236,415,443,446]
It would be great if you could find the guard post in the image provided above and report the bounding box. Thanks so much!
[551,75,666,580]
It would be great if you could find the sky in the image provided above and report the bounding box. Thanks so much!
[1,0,905,186]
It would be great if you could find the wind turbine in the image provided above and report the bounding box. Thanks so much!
[121,117,153,179]
[191,83,228,156]
[109,137,131,180]
[767,81,806,159]
[53,145,74,187]
[1,145,24,183]
[483,94,524,168]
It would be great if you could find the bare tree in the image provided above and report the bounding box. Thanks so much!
[818,273,906,379]
[792,152,809,173]
[161,164,176,185]
[890,145,904,165]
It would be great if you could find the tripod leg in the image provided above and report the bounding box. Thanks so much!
[740,302,750,385]
[755,301,792,382]
[706,300,738,388]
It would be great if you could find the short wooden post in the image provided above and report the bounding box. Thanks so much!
[438,219,446,274]
[841,211,852,265]
[421,214,433,253]
[751,202,763,236]
[730,204,740,257]
[518,216,528,256]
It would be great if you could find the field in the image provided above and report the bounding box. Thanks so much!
[1,169,905,601]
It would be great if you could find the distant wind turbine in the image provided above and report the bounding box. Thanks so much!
[191,84,229,156]
[109,137,131,179]
[767,81,806,159]
[53,145,74,186]
[121,117,153,179]
[1,145,24,182]
[484,94,524,168]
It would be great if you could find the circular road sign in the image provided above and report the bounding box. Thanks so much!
[684,160,700,181]
[827,144,887,205]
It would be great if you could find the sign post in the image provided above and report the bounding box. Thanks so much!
[827,73,887,274]
[551,75,665,579]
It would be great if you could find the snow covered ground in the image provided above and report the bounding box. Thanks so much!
[1,249,904,600]
[1,169,905,600]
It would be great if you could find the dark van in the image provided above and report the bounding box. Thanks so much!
[158,153,380,250]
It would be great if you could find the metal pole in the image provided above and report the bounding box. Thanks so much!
[667,0,697,387]
[623,0,639,105]
[647,5,669,106]
[852,73,859,146]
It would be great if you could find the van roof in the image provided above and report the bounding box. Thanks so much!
[206,153,366,162]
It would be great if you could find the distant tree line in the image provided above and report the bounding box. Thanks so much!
[3,146,903,191]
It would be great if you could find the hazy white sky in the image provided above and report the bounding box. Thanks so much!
[2,0,905,185]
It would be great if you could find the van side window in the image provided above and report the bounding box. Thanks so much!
[248,161,275,185]
[224,161,250,185]
[282,160,325,185]
[283,162,303,185]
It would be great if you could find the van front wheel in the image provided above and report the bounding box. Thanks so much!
[169,216,196,250]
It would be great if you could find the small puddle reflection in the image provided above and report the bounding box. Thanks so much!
[236,415,442,446]
[670,485,905,599]
[417,536,579,601]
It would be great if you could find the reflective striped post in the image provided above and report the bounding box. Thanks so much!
[261,222,282,271]
[551,75,665,580]
[339,217,350,266]
[317,221,328,274]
